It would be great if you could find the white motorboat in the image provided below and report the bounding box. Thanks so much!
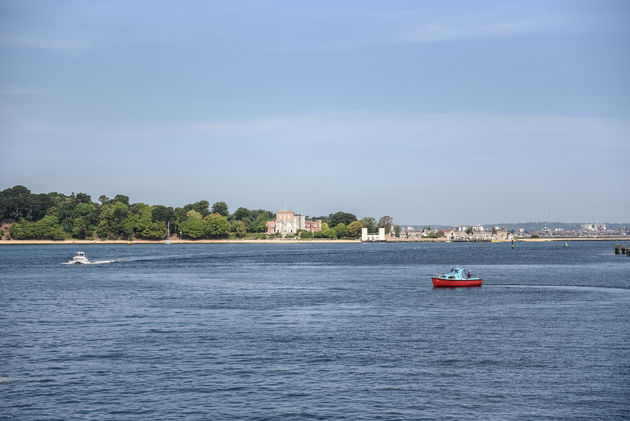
[72,251,89,264]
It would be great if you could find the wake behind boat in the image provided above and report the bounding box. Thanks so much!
[63,252,116,265]
[432,267,482,287]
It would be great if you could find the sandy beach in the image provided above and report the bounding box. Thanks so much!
[0,239,362,245]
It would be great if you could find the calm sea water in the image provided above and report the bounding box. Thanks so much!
[1,242,629,420]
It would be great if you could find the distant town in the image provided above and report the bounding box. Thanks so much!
[398,223,628,242]
[266,212,629,242]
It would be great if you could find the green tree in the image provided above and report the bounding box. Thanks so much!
[179,210,206,239]
[58,202,76,234]
[141,221,168,240]
[233,207,251,221]
[250,213,273,233]
[75,193,91,204]
[360,217,378,234]
[211,202,229,217]
[10,215,65,240]
[95,220,112,239]
[204,213,230,238]
[122,203,153,239]
[183,201,210,217]
[113,194,130,205]
[323,228,337,239]
[9,219,33,239]
[0,185,56,221]
[250,209,273,219]
[346,220,363,238]
[231,220,247,238]
[174,207,187,222]
[334,223,346,238]
[65,202,97,238]
[0,185,31,220]
[330,212,357,226]
[152,205,175,224]
[394,225,401,238]
[36,215,66,240]
[100,201,129,238]
[112,201,129,221]
[299,230,313,239]
[378,216,393,234]
[119,217,135,239]
[72,217,90,239]
[316,223,336,239]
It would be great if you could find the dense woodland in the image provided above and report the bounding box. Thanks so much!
[0,186,392,241]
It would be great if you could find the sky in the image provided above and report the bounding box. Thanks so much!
[1,0,629,225]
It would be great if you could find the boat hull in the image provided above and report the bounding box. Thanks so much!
[432,277,482,287]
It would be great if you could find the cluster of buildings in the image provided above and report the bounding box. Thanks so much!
[580,223,606,232]
[265,210,390,242]
[265,210,322,235]
[264,210,625,241]
[534,223,626,237]
[402,225,513,242]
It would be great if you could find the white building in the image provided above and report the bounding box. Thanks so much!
[361,228,386,242]
[581,223,606,231]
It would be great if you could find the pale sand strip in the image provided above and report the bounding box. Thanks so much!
[0,239,362,245]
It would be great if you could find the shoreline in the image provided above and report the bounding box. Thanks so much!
[1,237,629,245]
[0,239,362,245]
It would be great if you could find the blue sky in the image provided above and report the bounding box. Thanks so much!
[1,0,629,224]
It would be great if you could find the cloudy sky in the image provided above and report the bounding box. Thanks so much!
[1,0,628,224]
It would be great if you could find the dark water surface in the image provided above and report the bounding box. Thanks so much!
[1,242,629,420]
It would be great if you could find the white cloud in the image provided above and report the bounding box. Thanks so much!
[2,36,90,51]
[303,8,580,51]
[396,12,568,43]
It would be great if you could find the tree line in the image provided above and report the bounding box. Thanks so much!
[0,186,397,241]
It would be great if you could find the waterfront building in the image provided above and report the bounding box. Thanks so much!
[361,228,386,242]
[581,223,606,231]
[441,229,456,240]
[266,210,322,235]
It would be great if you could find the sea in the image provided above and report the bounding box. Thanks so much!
[1,241,629,420]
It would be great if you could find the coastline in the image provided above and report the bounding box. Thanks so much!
[1,237,629,245]
[0,239,362,245]
[512,236,630,242]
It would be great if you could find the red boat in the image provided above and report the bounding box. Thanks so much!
[432,267,482,287]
